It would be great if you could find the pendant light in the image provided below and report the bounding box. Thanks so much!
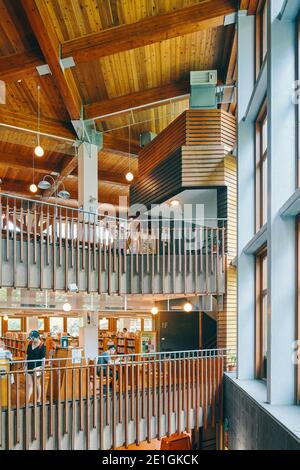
[34,85,44,157]
[125,114,134,182]
[30,148,38,193]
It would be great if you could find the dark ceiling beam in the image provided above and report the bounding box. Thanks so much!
[61,0,237,65]
[85,81,190,121]
[21,0,82,120]
[0,48,44,82]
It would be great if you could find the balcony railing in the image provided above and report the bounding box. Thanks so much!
[0,348,227,450]
[0,193,226,295]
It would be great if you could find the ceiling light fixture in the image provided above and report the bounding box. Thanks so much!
[151,307,159,316]
[3,315,9,321]
[170,199,180,207]
[30,183,38,193]
[63,302,71,313]
[34,85,44,157]
[126,114,134,183]
[184,302,193,313]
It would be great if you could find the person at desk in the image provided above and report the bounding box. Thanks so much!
[97,344,118,379]
[25,330,46,403]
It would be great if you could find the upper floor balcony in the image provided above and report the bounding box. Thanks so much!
[0,193,226,298]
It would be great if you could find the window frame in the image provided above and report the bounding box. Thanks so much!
[255,99,268,232]
[7,317,22,332]
[255,0,268,79]
[255,245,268,379]
[297,218,300,404]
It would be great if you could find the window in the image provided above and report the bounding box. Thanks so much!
[67,318,79,337]
[38,318,45,331]
[255,101,268,231]
[144,318,153,331]
[99,318,109,331]
[255,0,268,78]
[297,218,300,404]
[7,318,21,331]
[130,319,141,333]
[49,317,64,336]
[255,247,268,379]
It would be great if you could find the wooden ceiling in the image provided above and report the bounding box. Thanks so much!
[0,0,242,207]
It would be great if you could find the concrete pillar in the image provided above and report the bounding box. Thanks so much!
[78,142,99,215]
[79,311,98,360]
[237,12,256,380]
[267,0,297,404]
[27,316,39,333]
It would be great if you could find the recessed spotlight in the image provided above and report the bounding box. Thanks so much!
[30,183,38,193]
[151,307,159,316]
[126,172,134,182]
[184,302,193,313]
[63,302,71,312]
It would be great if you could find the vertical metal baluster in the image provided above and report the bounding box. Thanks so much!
[41,370,46,449]
[98,220,102,294]
[216,228,220,293]
[64,365,68,435]
[146,225,150,274]
[71,367,75,450]
[70,211,74,269]
[99,367,104,450]
[40,206,44,290]
[195,354,199,430]
[162,229,165,294]
[33,370,37,441]
[167,227,171,275]
[152,359,156,418]
[87,216,91,293]
[135,363,140,446]
[57,368,61,450]
[186,357,191,433]
[147,361,151,443]
[33,205,37,265]
[65,209,69,292]
[200,226,203,274]
[24,373,29,449]
[131,362,134,421]
[168,359,171,437]
[79,365,83,431]
[76,218,80,289]
[142,361,145,419]
[222,226,226,273]
[118,225,122,295]
[177,359,182,434]
[53,209,57,291]
[113,225,117,274]
[46,207,50,266]
[13,200,17,288]
[6,202,9,262]
[123,226,127,274]
[93,360,97,429]
[184,224,187,293]
[211,228,214,277]
[124,363,129,448]
[106,365,110,426]
[112,365,117,449]
[205,227,209,293]
[86,365,90,450]
[157,359,162,440]
[141,226,144,295]
[20,205,24,263]
[49,362,54,438]
[0,195,2,287]
[16,372,20,444]
[135,230,139,275]
[189,226,192,274]
[178,225,182,273]
[93,215,97,271]
[7,372,12,449]
[156,226,160,274]
[82,219,86,271]
[118,363,123,424]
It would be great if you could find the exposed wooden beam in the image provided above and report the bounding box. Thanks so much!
[21,0,82,120]
[42,155,78,198]
[0,108,75,141]
[85,81,190,121]
[0,151,56,175]
[62,0,237,65]
[0,48,44,82]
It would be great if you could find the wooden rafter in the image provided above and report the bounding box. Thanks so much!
[0,48,44,82]
[85,81,190,121]
[21,0,82,120]
[61,0,237,65]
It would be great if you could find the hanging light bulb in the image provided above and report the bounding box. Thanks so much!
[30,183,38,193]
[34,85,44,157]
[151,307,159,316]
[126,171,134,182]
[63,302,71,312]
[184,302,193,313]
[34,145,44,157]
[3,315,9,321]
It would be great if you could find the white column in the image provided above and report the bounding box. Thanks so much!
[27,316,39,333]
[78,142,99,215]
[267,0,297,404]
[79,311,98,360]
[237,12,256,380]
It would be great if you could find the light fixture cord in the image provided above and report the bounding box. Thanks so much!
[128,114,131,173]
[37,85,41,146]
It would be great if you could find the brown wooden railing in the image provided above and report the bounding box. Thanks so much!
[0,349,227,450]
[0,193,226,295]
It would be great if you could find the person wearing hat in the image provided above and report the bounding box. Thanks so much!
[25,330,46,403]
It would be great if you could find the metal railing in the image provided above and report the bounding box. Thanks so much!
[0,192,227,295]
[0,348,228,450]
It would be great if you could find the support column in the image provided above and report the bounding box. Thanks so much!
[267,0,297,404]
[237,12,256,380]
[78,142,99,215]
[79,311,98,360]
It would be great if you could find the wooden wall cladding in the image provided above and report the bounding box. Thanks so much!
[138,109,236,177]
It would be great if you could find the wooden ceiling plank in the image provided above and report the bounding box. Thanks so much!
[0,48,44,82]
[61,0,237,65]
[85,80,190,121]
[21,0,82,120]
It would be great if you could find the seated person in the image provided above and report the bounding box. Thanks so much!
[0,340,12,361]
[97,344,118,379]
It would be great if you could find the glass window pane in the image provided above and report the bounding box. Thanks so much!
[262,118,267,154]
[144,318,153,331]
[67,318,79,337]
[262,2,268,60]
[262,158,268,226]
[49,317,64,336]
[130,319,141,332]
[99,318,109,330]
[38,318,44,331]
[7,318,21,331]
[262,255,267,291]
